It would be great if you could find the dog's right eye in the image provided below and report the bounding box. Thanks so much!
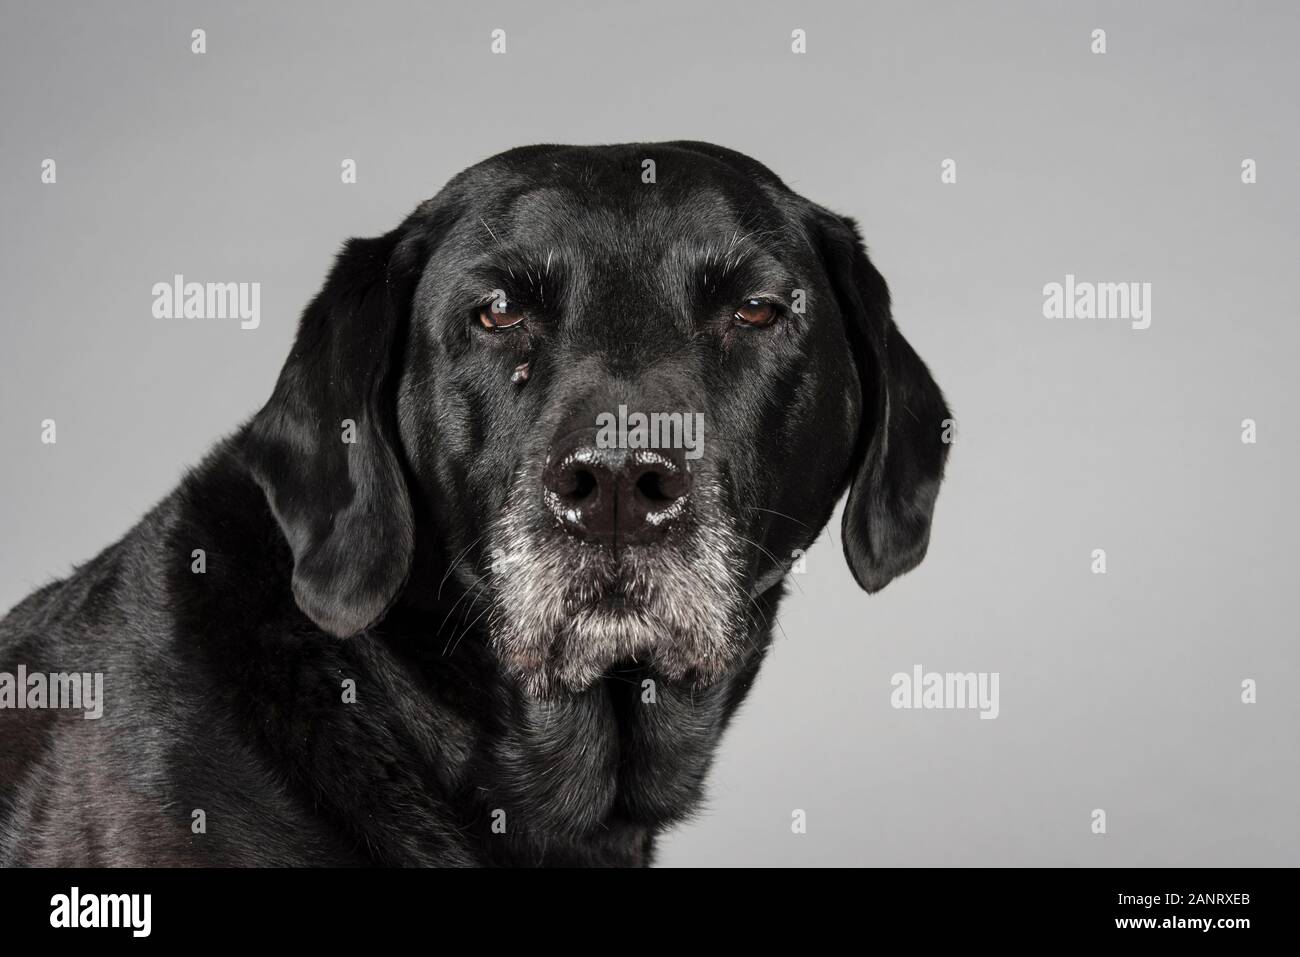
[477,296,526,331]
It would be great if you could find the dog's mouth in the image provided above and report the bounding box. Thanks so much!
[486,477,752,698]
[582,593,635,614]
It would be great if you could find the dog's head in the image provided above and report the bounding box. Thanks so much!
[243,142,949,696]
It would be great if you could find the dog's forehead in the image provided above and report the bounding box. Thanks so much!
[439,144,797,253]
[496,185,746,247]
[465,142,781,196]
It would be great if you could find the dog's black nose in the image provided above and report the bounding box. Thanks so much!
[542,431,691,546]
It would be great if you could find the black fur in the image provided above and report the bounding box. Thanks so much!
[0,143,949,866]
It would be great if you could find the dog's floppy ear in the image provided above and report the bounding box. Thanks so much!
[242,225,425,637]
[812,209,951,593]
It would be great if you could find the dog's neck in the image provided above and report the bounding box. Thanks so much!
[364,599,775,865]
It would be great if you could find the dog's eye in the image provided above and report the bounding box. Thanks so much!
[733,299,779,327]
[478,297,526,331]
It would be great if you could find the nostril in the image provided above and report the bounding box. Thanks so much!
[633,462,689,504]
[570,468,598,501]
[546,457,601,502]
[636,470,670,502]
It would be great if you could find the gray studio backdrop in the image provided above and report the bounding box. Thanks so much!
[2,0,1296,866]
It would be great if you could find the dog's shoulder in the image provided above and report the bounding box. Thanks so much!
[0,435,324,864]
[0,433,270,648]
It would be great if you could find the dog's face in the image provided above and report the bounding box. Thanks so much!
[243,143,949,697]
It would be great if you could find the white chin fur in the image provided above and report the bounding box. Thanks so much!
[487,475,748,697]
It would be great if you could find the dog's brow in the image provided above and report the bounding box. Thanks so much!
[683,240,788,298]
[478,217,502,245]
[469,246,566,298]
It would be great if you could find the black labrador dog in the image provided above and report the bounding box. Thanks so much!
[0,142,949,866]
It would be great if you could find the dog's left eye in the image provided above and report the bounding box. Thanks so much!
[478,297,526,330]
[733,299,779,327]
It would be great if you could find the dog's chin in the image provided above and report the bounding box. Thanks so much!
[495,595,740,699]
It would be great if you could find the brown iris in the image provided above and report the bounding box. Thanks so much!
[478,297,526,330]
[733,299,778,327]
